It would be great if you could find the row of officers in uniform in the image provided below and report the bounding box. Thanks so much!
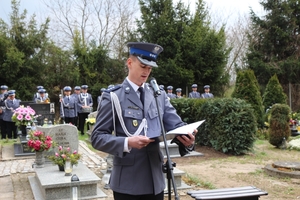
[164,84,214,99]
[0,82,212,139]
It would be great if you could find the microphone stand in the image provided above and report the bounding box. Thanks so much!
[152,89,179,200]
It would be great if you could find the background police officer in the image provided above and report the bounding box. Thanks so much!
[166,86,176,99]
[176,88,183,98]
[0,85,8,139]
[71,86,81,127]
[2,90,21,139]
[201,85,214,98]
[77,85,93,135]
[189,84,201,98]
[60,86,77,125]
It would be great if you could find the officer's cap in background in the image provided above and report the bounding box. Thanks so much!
[38,89,46,93]
[127,42,163,67]
[176,88,182,92]
[167,86,173,90]
[64,86,72,91]
[100,88,106,92]
[37,86,44,90]
[8,90,15,96]
[107,84,114,89]
[159,85,164,90]
[0,85,8,90]
[192,84,198,88]
[74,86,81,90]
[81,85,88,89]
[204,85,210,89]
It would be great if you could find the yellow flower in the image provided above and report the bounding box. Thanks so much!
[85,118,96,125]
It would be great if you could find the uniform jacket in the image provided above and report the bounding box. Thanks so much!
[201,93,214,98]
[2,99,21,122]
[189,91,201,98]
[0,93,6,119]
[77,93,93,113]
[60,95,77,118]
[91,79,185,195]
[167,93,176,99]
[71,93,80,113]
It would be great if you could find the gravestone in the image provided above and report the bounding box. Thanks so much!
[86,111,97,141]
[37,124,79,162]
[37,124,78,152]
[29,103,55,126]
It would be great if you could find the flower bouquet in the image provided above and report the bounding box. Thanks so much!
[85,118,96,126]
[11,105,37,126]
[48,146,81,167]
[27,130,53,152]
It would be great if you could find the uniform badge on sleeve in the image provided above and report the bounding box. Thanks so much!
[132,120,138,127]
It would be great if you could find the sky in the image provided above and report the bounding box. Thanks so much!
[0,0,264,24]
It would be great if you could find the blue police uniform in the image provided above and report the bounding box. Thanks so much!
[60,86,77,125]
[91,42,192,198]
[77,85,93,135]
[0,85,8,139]
[166,86,176,99]
[71,86,81,127]
[201,85,214,98]
[176,88,183,98]
[32,86,43,101]
[189,84,201,98]
[2,90,21,139]
[35,89,50,103]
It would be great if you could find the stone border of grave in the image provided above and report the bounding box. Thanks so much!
[264,161,300,179]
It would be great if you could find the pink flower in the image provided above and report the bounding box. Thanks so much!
[17,114,23,120]
[73,150,77,154]
[55,152,59,157]
[34,131,43,137]
[25,114,32,121]
[58,146,63,151]
[61,154,67,159]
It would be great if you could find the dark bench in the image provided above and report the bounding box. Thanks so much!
[187,186,268,200]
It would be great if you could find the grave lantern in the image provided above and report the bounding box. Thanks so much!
[71,174,80,200]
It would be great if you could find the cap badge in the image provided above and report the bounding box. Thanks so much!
[153,46,160,54]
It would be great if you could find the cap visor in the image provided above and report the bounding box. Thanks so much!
[137,56,158,67]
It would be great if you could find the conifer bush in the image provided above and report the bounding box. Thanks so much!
[268,104,290,148]
[196,98,257,155]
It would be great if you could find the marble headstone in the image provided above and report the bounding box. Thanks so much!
[37,124,79,153]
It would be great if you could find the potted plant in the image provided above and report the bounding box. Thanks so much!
[48,146,81,171]
[27,130,53,168]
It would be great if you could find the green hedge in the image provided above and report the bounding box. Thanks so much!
[172,98,257,155]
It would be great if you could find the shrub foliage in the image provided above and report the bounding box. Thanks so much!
[268,104,290,147]
[196,98,257,155]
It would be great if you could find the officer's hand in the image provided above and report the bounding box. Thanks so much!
[176,129,197,147]
[128,135,155,149]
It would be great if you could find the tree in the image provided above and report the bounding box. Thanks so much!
[262,74,287,109]
[246,0,300,85]
[135,0,230,96]
[0,0,50,100]
[232,69,264,127]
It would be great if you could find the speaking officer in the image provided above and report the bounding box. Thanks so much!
[60,86,77,125]
[77,85,93,135]
[201,85,214,98]
[0,85,8,139]
[189,84,201,98]
[91,42,196,200]
[2,90,21,139]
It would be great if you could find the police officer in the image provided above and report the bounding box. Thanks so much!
[60,86,77,125]
[201,85,214,98]
[2,90,21,139]
[166,86,176,99]
[0,85,8,139]
[35,89,50,103]
[32,86,43,101]
[159,85,165,91]
[77,85,93,135]
[189,84,201,98]
[176,88,183,98]
[97,88,106,104]
[91,42,196,200]
[72,86,81,127]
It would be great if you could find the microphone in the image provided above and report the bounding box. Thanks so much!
[149,77,161,95]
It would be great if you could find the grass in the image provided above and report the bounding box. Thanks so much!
[183,173,216,189]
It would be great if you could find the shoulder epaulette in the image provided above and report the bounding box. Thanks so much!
[104,84,122,93]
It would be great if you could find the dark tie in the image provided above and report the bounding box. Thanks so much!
[138,87,144,106]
